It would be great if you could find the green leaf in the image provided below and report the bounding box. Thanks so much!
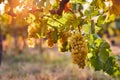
[99,41,110,49]
[71,3,77,10]
[106,14,116,22]
[94,38,102,47]
[62,13,79,28]
[98,40,110,62]
[98,49,109,63]
[88,34,94,46]
[82,24,90,34]
[103,56,116,75]
[87,53,93,59]
[84,6,99,17]
[96,0,105,9]
[51,28,58,43]
[91,56,103,71]
[97,15,106,26]
[71,0,86,3]
[93,34,100,39]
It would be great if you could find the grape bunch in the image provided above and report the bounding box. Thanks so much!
[46,38,55,47]
[69,32,88,68]
[28,19,47,38]
[46,28,57,47]
[58,31,71,52]
[28,23,39,38]
[59,31,71,43]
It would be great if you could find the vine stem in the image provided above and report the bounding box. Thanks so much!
[78,25,81,33]
[90,20,95,34]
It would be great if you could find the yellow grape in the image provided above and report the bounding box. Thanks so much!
[59,31,71,43]
[47,38,55,48]
[69,32,88,68]
[46,28,55,48]
[28,23,38,38]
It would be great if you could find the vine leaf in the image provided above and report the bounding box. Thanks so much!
[110,0,120,15]
[98,49,109,63]
[103,56,116,75]
[99,41,110,49]
[98,41,110,63]
[97,15,106,27]
[91,56,103,71]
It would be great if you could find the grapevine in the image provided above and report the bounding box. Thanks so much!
[0,0,120,78]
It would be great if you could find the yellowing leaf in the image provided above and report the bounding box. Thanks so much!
[110,0,120,15]
[105,12,116,22]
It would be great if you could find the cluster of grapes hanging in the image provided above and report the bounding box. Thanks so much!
[69,32,88,68]
[46,28,57,47]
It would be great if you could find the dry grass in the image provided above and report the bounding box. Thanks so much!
[0,46,116,80]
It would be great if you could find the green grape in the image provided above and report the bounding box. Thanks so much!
[69,32,88,68]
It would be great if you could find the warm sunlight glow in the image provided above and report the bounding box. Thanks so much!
[0,3,5,14]
[86,0,92,3]
[105,1,111,7]
[15,6,24,13]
